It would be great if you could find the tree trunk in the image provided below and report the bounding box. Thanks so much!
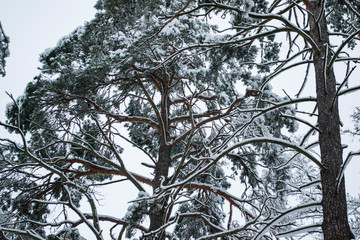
[148,82,172,240]
[307,1,354,239]
[148,142,171,240]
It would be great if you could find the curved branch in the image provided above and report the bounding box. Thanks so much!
[135,72,166,142]
[336,151,360,191]
[327,29,360,74]
[93,117,145,192]
[65,158,152,186]
[73,94,159,130]
[280,114,320,132]
[196,1,319,53]
[170,94,217,105]
[219,137,324,170]
[0,227,45,240]
[253,202,321,240]
[183,183,256,220]
[172,91,258,147]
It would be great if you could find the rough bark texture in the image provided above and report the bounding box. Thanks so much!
[148,143,171,239]
[148,82,172,240]
[307,1,354,239]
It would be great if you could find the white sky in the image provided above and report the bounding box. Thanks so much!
[0,1,360,238]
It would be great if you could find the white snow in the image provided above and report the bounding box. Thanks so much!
[162,18,182,36]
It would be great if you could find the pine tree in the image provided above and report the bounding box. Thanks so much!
[0,0,301,239]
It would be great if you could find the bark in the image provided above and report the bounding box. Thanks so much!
[147,80,172,240]
[306,1,354,239]
[148,142,171,240]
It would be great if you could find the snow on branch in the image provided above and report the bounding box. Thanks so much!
[327,29,360,74]
[253,202,322,240]
[336,151,360,191]
[218,137,324,170]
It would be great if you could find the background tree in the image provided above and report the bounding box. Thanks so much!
[0,21,10,77]
[344,106,360,237]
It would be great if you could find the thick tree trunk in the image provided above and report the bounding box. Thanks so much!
[147,83,172,240]
[148,142,171,240]
[307,1,354,239]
